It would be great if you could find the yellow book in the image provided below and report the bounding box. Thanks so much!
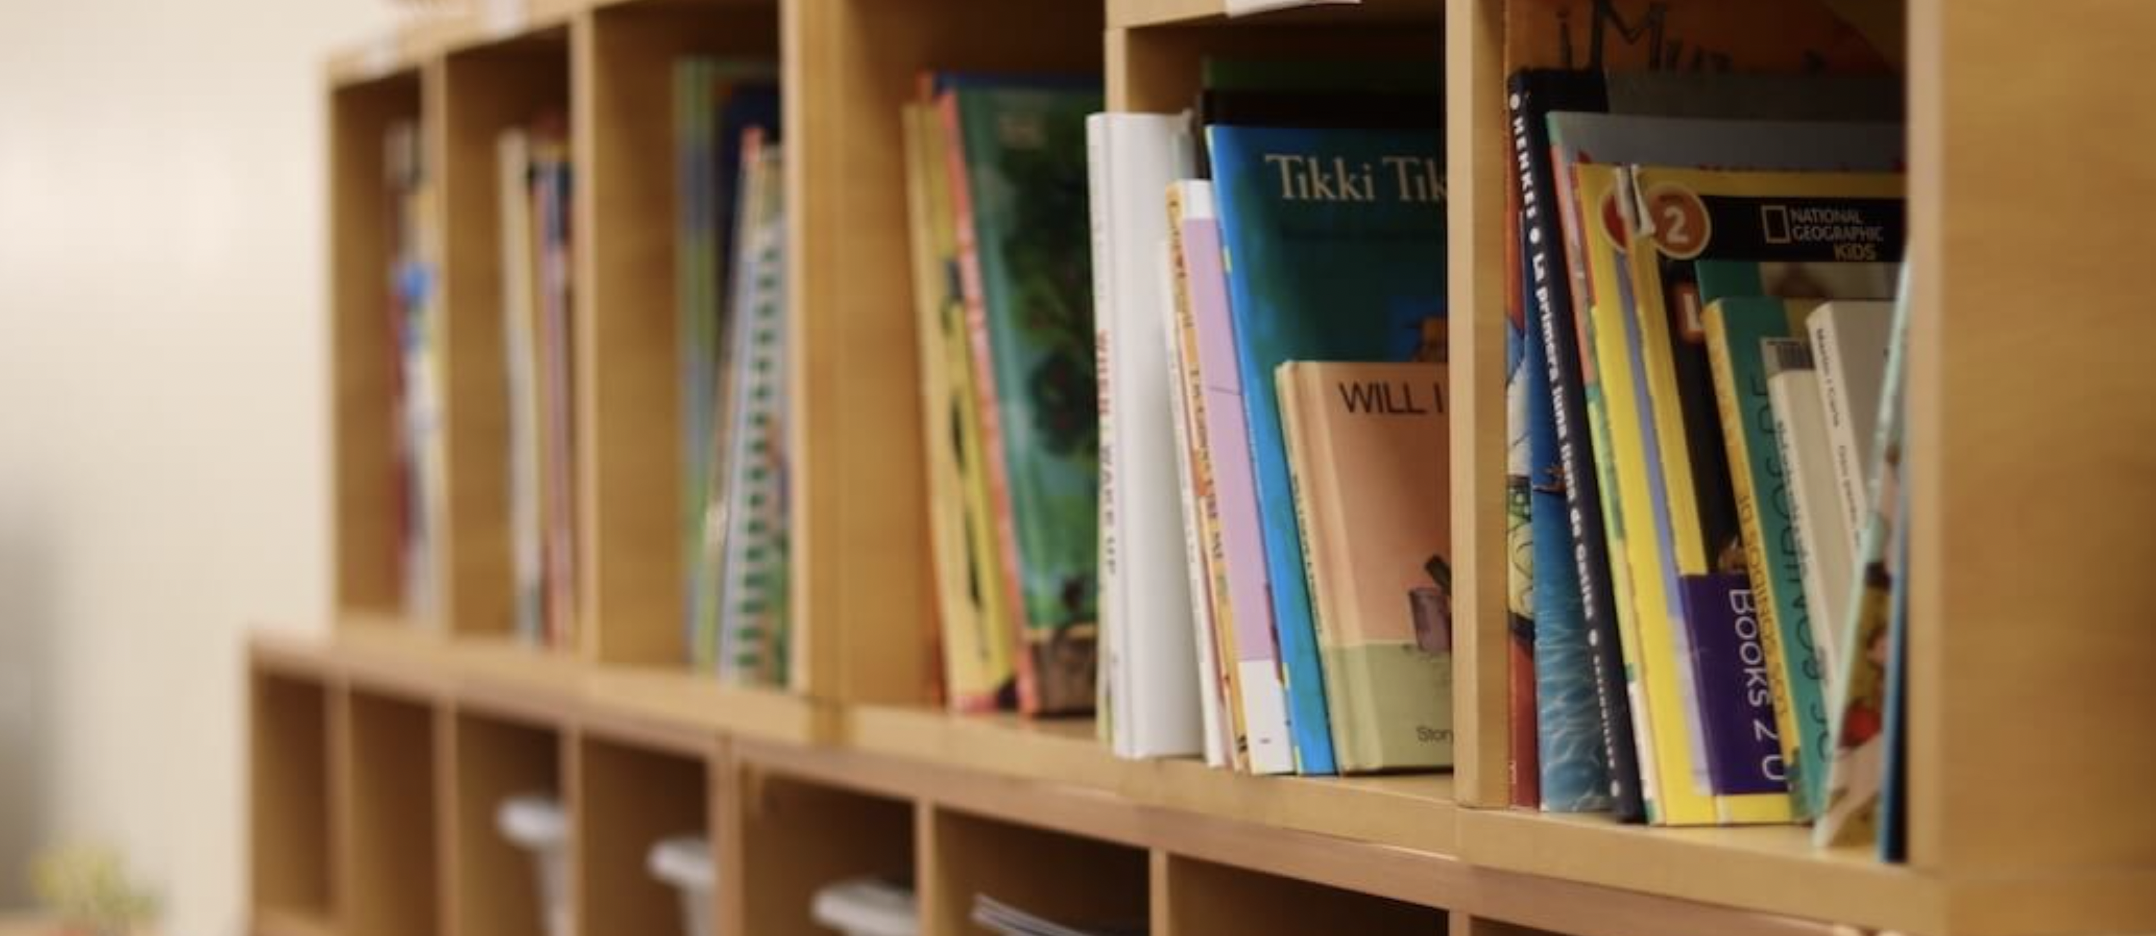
[903,103,1014,712]
[1575,163,1712,825]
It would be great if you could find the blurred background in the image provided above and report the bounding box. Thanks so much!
[0,1,398,932]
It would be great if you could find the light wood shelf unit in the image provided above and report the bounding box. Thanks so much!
[272,0,2156,934]
[444,712,561,936]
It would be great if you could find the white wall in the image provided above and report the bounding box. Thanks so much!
[0,1,395,932]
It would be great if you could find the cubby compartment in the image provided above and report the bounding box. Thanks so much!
[249,671,336,928]
[436,31,573,640]
[1107,0,1443,111]
[340,690,444,936]
[448,711,565,936]
[919,807,1147,936]
[1152,853,1446,936]
[575,0,780,667]
[730,765,916,936]
[786,0,1106,705]
[329,70,425,621]
[572,734,717,936]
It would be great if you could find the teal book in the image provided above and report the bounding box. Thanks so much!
[1207,124,1447,773]
[939,77,1103,715]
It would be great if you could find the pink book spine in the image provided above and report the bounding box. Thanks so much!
[1181,197,1292,774]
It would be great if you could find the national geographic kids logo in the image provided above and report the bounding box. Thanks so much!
[1758,203,1889,260]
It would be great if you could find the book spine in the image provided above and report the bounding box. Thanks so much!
[1677,575,1788,799]
[938,91,1039,714]
[1183,185,1294,776]
[1511,74,1643,820]
[1159,220,1229,768]
[1086,115,1128,750]
[1811,315,1868,553]
[1766,345,1847,692]
[1704,304,1827,818]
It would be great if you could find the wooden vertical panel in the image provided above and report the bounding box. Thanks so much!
[574,2,781,667]
[330,74,425,619]
[250,673,335,918]
[449,714,561,936]
[785,0,1103,704]
[919,807,1148,936]
[725,769,915,936]
[1157,853,1447,936]
[342,692,443,936]
[1445,0,1509,808]
[573,736,712,936]
[1147,851,1173,936]
[1905,0,2156,876]
[439,40,573,638]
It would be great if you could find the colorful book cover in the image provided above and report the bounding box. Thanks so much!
[1277,361,1456,772]
[1506,317,1540,806]
[1207,124,1447,775]
[711,131,790,687]
[1676,573,1783,805]
[1817,265,1912,849]
[904,97,1015,713]
[1175,181,1295,775]
[938,79,1102,715]
[1617,165,1903,813]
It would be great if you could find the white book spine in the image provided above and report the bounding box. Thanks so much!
[1086,115,1128,754]
[1089,113,1203,759]
[498,129,543,646]
[1767,345,1853,698]
[1809,316,1865,557]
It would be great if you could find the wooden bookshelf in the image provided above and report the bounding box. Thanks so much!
[263,0,2156,934]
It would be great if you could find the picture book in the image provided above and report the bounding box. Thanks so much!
[904,95,1015,713]
[1278,361,1456,773]
[1818,266,1913,850]
[938,78,1103,715]
[1172,180,1295,775]
[1159,214,1232,769]
[1207,123,1446,774]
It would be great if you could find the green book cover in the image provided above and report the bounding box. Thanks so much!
[942,77,1102,714]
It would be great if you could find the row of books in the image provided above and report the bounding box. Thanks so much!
[904,62,1461,777]
[1498,48,1916,858]
[673,57,791,687]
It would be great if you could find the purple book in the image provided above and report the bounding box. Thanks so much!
[1178,182,1294,776]
[1679,574,1788,797]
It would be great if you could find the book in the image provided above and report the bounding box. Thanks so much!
[1616,165,1904,817]
[1157,223,1231,769]
[1276,361,1456,772]
[499,127,544,648]
[1505,312,1540,806]
[1765,340,1852,699]
[1520,94,1903,820]
[1206,123,1446,774]
[529,120,576,650]
[1817,266,1913,850]
[937,78,1103,715]
[1808,301,1896,553]
[708,129,789,687]
[1169,181,1294,775]
[902,100,1017,713]
[1086,112,1202,759]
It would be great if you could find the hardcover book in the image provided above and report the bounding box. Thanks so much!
[1207,123,1447,775]
[904,93,1016,713]
[1276,361,1456,773]
[938,78,1104,715]
[1086,111,1202,758]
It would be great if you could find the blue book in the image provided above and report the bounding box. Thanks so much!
[1207,124,1446,775]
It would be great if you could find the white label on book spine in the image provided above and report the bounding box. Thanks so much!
[1224,0,1361,17]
